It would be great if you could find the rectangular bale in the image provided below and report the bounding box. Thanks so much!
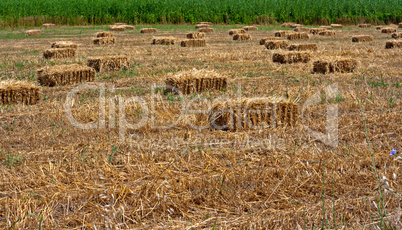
[294,27,309,32]
[391,32,402,39]
[309,28,326,35]
[198,28,214,33]
[352,35,373,42]
[198,22,213,26]
[51,41,78,49]
[186,32,205,39]
[37,64,95,86]
[43,48,76,59]
[233,33,251,41]
[281,23,295,28]
[25,30,41,36]
[140,28,157,33]
[318,30,336,36]
[42,23,55,29]
[124,25,134,30]
[272,51,311,64]
[376,26,384,30]
[181,39,206,47]
[96,31,114,37]
[87,56,129,72]
[260,37,281,45]
[274,30,293,37]
[313,59,357,74]
[195,24,211,29]
[287,32,310,40]
[399,23,402,28]
[291,24,303,28]
[0,80,40,105]
[152,37,175,45]
[385,40,402,49]
[331,24,343,28]
[265,40,289,50]
[244,26,258,31]
[382,27,397,33]
[288,43,318,51]
[93,37,116,45]
[109,25,125,31]
[229,29,246,35]
[320,26,333,30]
[358,24,371,28]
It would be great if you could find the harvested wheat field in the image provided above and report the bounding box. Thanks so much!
[0,23,400,230]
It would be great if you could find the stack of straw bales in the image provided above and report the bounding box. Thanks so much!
[385,40,402,49]
[0,80,40,105]
[288,43,318,51]
[87,56,129,72]
[352,35,373,42]
[233,34,251,41]
[25,30,41,36]
[42,23,55,29]
[259,37,281,45]
[93,31,116,45]
[37,64,95,86]
[244,26,258,31]
[309,28,326,35]
[181,39,206,47]
[140,28,157,33]
[265,40,289,50]
[273,52,311,64]
[152,36,175,45]
[44,41,78,59]
[186,32,205,39]
[313,59,357,74]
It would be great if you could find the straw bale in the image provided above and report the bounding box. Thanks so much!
[124,25,134,30]
[233,33,252,41]
[274,30,293,37]
[25,30,41,36]
[358,24,371,28]
[109,25,125,31]
[259,37,281,45]
[313,59,357,74]
[42,23,55,29]
[180,39,206,47]
[93,37,116,45]
[96,31,114,37]
[152,36,175,45]
[352,35,373,42]
[0,80,40,105]
[209,97,298,131]
[198,28,214,33]
[381,27,397,33]
[399,22,402,28]
[320,26,333,30]
[291,24,303,28]
[281,23,295,28]
[309,28,326,35]
[272,51,311,64]
[198,22,212,26]
[195,24,211,29]
[43,48,76,59]
[229,29,246,35]
[37,64,95,86]
[331,24,343,28]
[87,56,129,72]
[165,69,227,95]
[287,32,310,40]
[288,43,318,51]
[114,23,126,26]
[244,26,258,31]
[391,32,402,39]
[293,27,309,32]
[318,30,336,36]
[385,40,402,49]
[51,41,78,49]
[140,28,157,33]
[265,40,289,50]
[186,32,205,39]
[376,26,384,30]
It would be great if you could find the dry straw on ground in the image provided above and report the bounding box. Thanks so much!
[259,37,281,45]
[331,24,343,28]
[243,26,258,31]
[358,24,371,28]
[42,23,55,29]
[265,40,289,50]
[43,48,76,59]
[318,30,336,36]
[274,30,293,37]
[37,64,95,86]
[93,37,116,45]
[313,58,358,74]
[293,27,309,32]
[233,33,251,41]
[165,69,227,94]
[287,32,310,40]
[288,43,318,51]
[25,30,41,36]
[229,29,246,35]
[382,27,397,33]
[198,28,214,33]
[209,97,298,131]
[352,35,373,42]
[309,28,326,35]
[391,32,402,39]
[181,39,206,47]
[0,80,40,105]
[385,40,402,49]
[87,56,129,72]
[140,28,157,33]
[96,31,114,37]
[186,32,205,39]
[272,51,311,64]
[51,41,78,49]
[152,36,175,45]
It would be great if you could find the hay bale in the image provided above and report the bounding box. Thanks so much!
[0,80,40,105]
[152,36,175,45]
[51,41,78,49]
[358,24,371,28]
[209,97,298,131]
[331,24,343,28]
[109,25,125,31]
[287,32,310,40]
[181,39,206,47]
[198,22,213,26]
[399,23,402,28]
[293,27,309,32]
[281,23,295,28]
[352,35,373,42]
[96,31,114,37]
[318,30,336,36]
[37,64,95,86]
[265,40,289,50]
[382,27,397,33]
[229,29,246,35]
[43,48,76,59]
[385,40,402,49]
[313,59,357,74]
[233,33,252,41]
[198,28,214,33]
[42,23,55,29]
[186,32,205,39]
[93,37,116,45]
[87,56,129,72]
[25,30,41,36]
[376,26,384,30]
[274,30,293,37]
[140,28,157,33]
[259,37,282,45]
[124,25,134,30]
[320,26,333,30]
[288,43,318,51]
[272,51,311,64]
[195,24,211,29]
[291,24,303,28]
[309,28,326,35]
[391,32,402,39]
[244,26,258,31]
[165,69,227,95]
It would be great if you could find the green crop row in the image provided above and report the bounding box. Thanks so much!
[0,0,401,28]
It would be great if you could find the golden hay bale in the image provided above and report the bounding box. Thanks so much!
[313,59,357,74]
[281,23,295,28]
[186,32,205,39]
[0,80,40,105]
[93,37,116,45]
[265,40,289,50]
[140,28,157,33]
[152,36,175,45]
[274,30,293,37]
[320,26,333,30]
[229,29,246,35]
[87,56,129,72]
[352,35,373,42]
[391,32,402,39]
[288,43,318,51]
[309,28,326,35]
[195,24,211,29]
[181,39,206,47]
[331,24,343,28]
[43,48,76,59]
[51,41,78,49]
[124,25,134,30]
[385,40,402,49]
[209,97,298,131]
[381,27,397,33]
[318,30,336,36]
[287,32,310,40]
[198,28,214,33]
[358,24,371,28]
[198,22,213,26]
[165,69,227,95]
[376,26,384,30]
[272,51,311,64]
[233,33,252,41]
[25,30,41,36]
[399,22,402,28]
[291,24,303,28]
[293,27,309,32]
[259,37,282,45]
[109,25,125,31]
[96,31,114,37]
[244,26,258,31]
[37,64,95,86]
[42,23,55,29]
